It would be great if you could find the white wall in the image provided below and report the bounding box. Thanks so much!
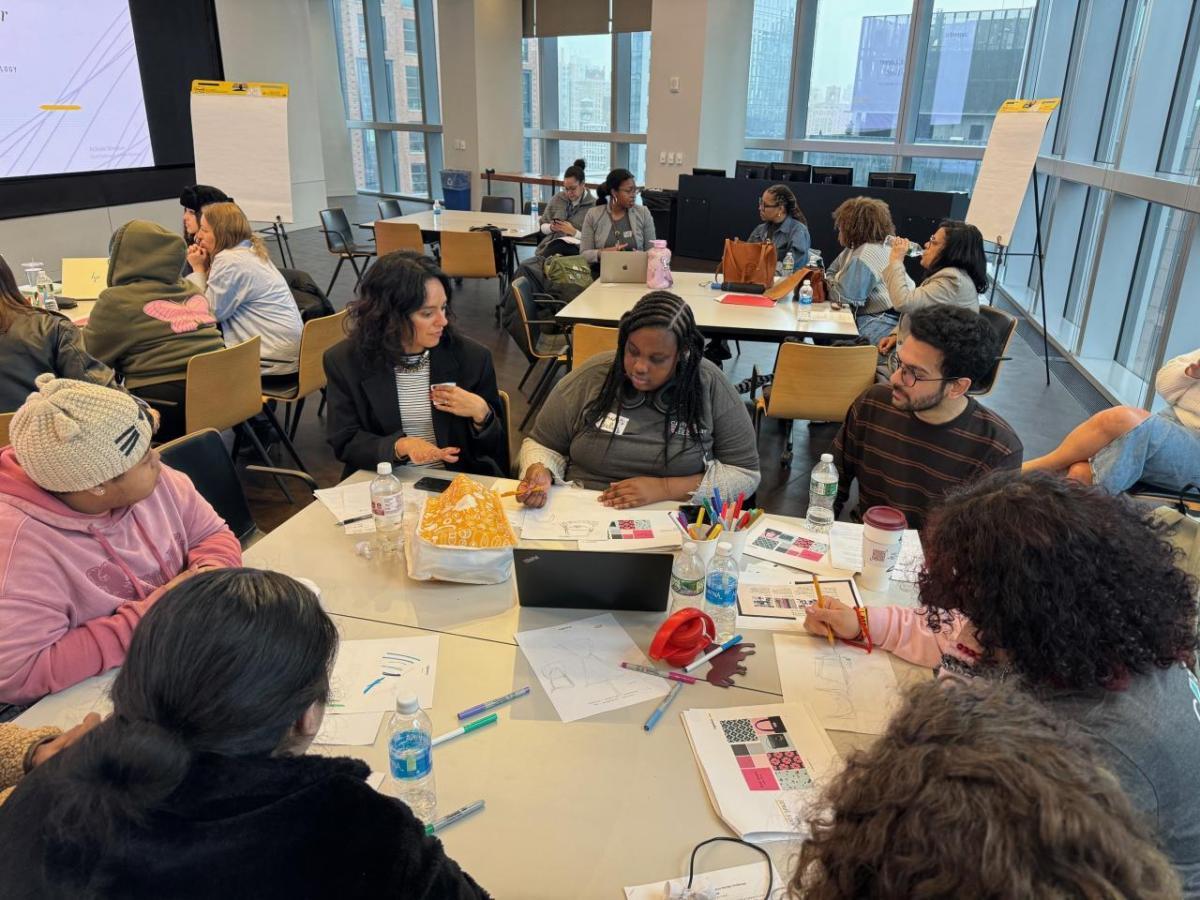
[437,0,523,208]
[309,0,356,197]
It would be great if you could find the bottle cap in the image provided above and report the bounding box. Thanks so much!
[396,694,420,714]
[716,541,733,554]
[376,462,393,475]
[820,453,833,462]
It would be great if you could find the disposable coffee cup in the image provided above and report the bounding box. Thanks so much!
[859,505,907,592]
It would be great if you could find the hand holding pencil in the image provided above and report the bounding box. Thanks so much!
[802,595,861,641]
[513,464,553,508]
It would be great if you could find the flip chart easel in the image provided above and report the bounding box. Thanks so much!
[190,80,293,226]
[966,98,1060,385]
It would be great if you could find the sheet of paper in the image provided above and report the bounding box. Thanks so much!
[489,478,528,532]
[829,523,924,583]
[682,703,838,842]
[515,613,667,723]
[328,636,439,714]
[966,104,1056,246]
[13,671,115,730]
[314,481,376,534]
[775,634,900,736]
[367,771,385,791]
[519,485,654,541]
[314,711,385,746]
[735,577,861,632]
[742,516,840,574]
[624,861,782,900]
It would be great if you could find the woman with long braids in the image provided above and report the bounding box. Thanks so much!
[515,291,759,509]
[801,470,1200,888]
[748,183,811,272]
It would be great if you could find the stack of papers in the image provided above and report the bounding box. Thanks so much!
[828,522,924,583]
[682,703,838,842]
[314,481,374,534]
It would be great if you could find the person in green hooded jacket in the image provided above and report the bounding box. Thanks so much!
[84,221,226,440]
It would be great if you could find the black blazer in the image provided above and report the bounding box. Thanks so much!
[324,334,509,478]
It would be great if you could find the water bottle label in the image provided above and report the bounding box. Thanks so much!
[809,478,837,498]
[705,573,737,607]
[671,574,703,595]
[372,494,402,516]
[388,730,432,780]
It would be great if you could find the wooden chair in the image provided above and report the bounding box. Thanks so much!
[509,277,568,430]
[262,310,348,441]
[439,230,504,307]
[498,389,513,475]
[374,221,426,256]
[158,429,314,549]
[570,324,619,369]
[185,337,311,502]
[0,413,12,447]
[970,305,1018,396]
[751,342,878,467]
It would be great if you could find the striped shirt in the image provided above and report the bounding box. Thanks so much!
[394,357,442,469]
[833,384,1022,530]
[826,243,892,315]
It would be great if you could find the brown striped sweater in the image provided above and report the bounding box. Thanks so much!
[833,384,1023,530]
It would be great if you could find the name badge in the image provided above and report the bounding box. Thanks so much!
[596,412,630,435]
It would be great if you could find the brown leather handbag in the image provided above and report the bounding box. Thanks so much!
[765,266,828,302]
[719,239,776,289]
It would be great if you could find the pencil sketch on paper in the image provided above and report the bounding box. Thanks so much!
[774,634,900,736]
[516,613,668,723]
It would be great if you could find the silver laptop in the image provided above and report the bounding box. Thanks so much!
[599,250,649,284]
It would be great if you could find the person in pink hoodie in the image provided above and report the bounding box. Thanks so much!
[0,375,241,706]
[803,470,1200,894]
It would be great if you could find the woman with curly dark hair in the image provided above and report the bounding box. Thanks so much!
[515,291,759,509]
[791,679,1182,899]
[826,196,896,343]
[804,469,1200,888]
[323,251,507,477]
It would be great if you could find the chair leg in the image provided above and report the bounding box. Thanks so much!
[288,396,307,443]
[527,356,557,401]
[348,256,364,289]
[520,360,561,430]
[325,257,345,297]
[239,422,295,504]
[735,340,742,355]
[518,359,539,391]
[781,421,794,468]
[261,403,311,476]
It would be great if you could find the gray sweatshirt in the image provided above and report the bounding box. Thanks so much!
[882,262,981,313]
[518,351,760,499]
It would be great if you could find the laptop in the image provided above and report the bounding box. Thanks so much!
[60,257,109,300]
[514,548,673,612]
[599,250,649,284]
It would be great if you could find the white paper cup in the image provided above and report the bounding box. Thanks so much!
[682,532,719,569]
[859,505,907,592]
[724,528,751,567]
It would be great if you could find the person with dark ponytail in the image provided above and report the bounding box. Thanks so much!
[515,291,759,509]
[536,158,595,255]
[748,183,811,272]
[0,569,491,899]
[578,167,656,264]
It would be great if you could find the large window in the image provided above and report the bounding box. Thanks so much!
[521,30,651,197]
[746,0,1035,192]
[332,0,443,200]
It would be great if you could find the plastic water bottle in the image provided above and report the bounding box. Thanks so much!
[36,271,58,312]
[432,199,442,227]
[799,279,814,306]
[530,198,540,230]
[370,462,403,553]
[806,453,838,532]
[670,543,705,613]
[385,694,436,821]
[781,251,795,279]
[884,235,923,258]
[705,542,739,640]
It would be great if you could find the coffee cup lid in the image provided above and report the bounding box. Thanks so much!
[863,505,907,531]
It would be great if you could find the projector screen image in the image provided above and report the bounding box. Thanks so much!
[0,0,154,178]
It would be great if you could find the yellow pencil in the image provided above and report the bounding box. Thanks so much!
[812,575,835,647]
[500,485,545,498]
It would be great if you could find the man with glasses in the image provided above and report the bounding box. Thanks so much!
[832,305,1022,530]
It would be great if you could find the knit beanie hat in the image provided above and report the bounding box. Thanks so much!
[10,375,154,492]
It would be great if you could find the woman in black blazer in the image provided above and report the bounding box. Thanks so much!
[324,252,508,477]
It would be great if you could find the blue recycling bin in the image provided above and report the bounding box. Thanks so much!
[440,168,471,211]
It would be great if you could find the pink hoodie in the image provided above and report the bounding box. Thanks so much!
[0,448,241,705]
[871,604,981,671]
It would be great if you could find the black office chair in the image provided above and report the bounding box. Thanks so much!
[867,171,916,190]
[970,306,1018,396]
[319,208,376,297]
[157,428,316,549]
[481,195,515,214]
[377,198,403,219]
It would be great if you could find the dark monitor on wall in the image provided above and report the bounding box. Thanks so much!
[811,166,854,185]
[734,160,768,180]
[768,162,811,184]
[868,171,917,190]
[692,167,727,178]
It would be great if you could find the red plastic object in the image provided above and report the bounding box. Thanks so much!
[649,608,716,667]
[719,293,776,308]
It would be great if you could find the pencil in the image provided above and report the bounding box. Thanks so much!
[500,485,546,498]
[812,575,835,647]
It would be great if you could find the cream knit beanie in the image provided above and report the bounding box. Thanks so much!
[10,375,154,492]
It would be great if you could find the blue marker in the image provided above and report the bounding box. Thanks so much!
[643,682,684,732]
[683,634,744,674]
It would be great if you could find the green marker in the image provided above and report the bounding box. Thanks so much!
[430,712,498,748]
[425,800,485,836]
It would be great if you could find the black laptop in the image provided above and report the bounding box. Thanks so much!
[513,548,673,612]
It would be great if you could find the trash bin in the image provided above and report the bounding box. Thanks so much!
[440,168,471,211]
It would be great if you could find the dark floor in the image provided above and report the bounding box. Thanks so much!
[243,193,1106,532]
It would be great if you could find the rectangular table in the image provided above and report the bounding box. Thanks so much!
[363,209,541,241]
[556,279,858,342]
